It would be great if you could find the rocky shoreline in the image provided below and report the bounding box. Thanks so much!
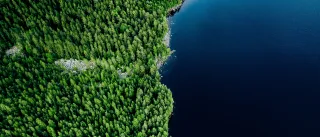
[168,0,185,17]
[159,1,185,68]
[164,0,185,48]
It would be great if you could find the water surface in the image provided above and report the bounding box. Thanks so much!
[162,0,320,137]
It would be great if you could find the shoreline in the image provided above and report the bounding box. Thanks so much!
[168,0,186,17]
[159,0,185,69]
[161,0,186,127]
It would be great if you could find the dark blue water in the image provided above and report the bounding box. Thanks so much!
[162,0,320,137]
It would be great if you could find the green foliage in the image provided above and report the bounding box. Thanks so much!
[0,0,182,136]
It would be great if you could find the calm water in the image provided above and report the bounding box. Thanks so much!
[162,0,320,137]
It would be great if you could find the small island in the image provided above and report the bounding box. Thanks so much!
[0,0,183,136]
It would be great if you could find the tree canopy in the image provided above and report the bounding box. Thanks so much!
[0,0,182,136]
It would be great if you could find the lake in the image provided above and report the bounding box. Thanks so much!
[162,0,320,137]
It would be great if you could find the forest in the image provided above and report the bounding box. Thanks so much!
[0,0,182,136]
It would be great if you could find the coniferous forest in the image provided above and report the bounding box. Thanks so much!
[0,0,182,136]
